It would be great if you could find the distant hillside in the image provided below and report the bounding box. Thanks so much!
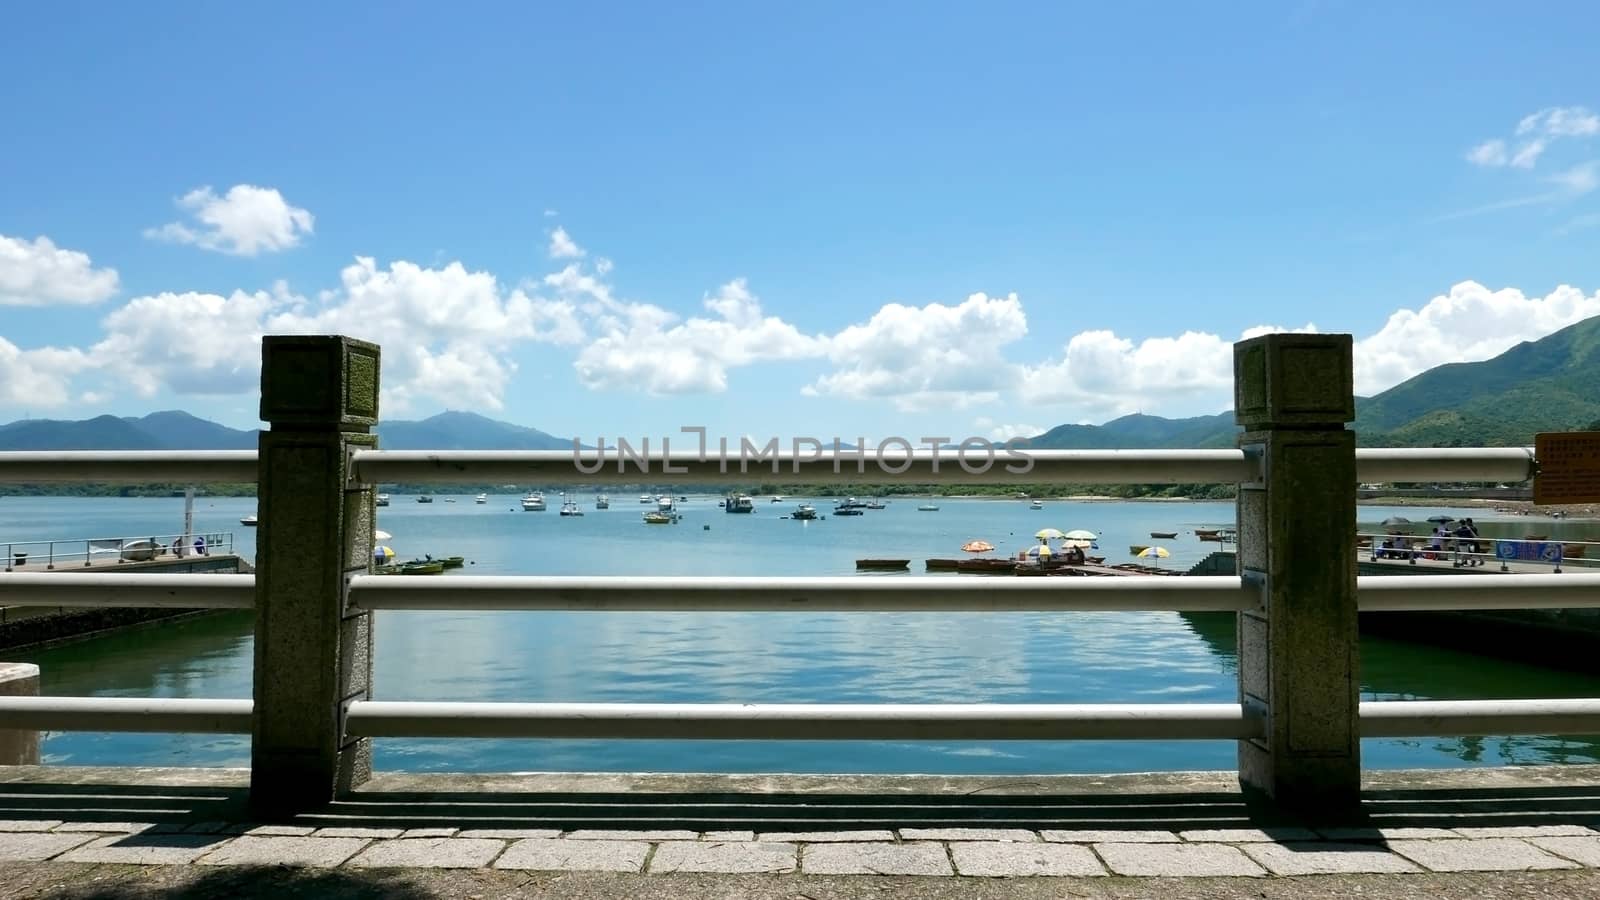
[377,411,570,450]
[1028,411,1237,450]
[0,414,167,450]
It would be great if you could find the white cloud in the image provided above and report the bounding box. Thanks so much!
[145,184,314,256]
[1466,140,1507,167]
[1019,329,1258,420]
[1353,281,1600,394]
[1550,161,1600,196]
[548,227,585,260]
[93,288,282,397]
[573,278,824,394]
[973,417,1042,442]
[0,337,92,406]
[1469,106,1598,170]
[0,234,120,306]
[804,293,1027,411]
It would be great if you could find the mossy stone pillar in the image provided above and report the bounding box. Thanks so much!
[1233,333,1359,815]
[251,336,379,815]
[0,662,40,765]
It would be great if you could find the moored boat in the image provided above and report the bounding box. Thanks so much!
[595,494,610,509]
[643,510,679,524]
[924,558,959,570]
[400,559,445,575]
[240,515,258,526]
[1130,544,1149,555]
[955,557,1016,573]
[375,494,390,507]
[417,495,433,503]
[856,558,909,570]
[917,504,940,512]
[1150,531,1177,539]
[522,492,546,511]
[475,493,487,504]
[1030,500,1044,509]
[791,504,818,520]
[724,494,755,513]
[559,496,584,516]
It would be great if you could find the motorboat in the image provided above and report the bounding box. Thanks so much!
[724,494,755,513]
[475,493,487,504]
[522,492,546,511]
[1030,500,1044,510]
[865,498,887,509]
[772,495,785,503]
[657,496,676,513]
[639,494,654,503]
[643,510,680,524]
[417,495,433,503]
[595,494,610,509]
[559,496,584,516]
[375,494,390,507]
[240,515,258,527]
[791,504,818,520]
[917,504,940,512]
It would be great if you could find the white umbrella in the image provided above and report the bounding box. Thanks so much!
[374,529,392,541]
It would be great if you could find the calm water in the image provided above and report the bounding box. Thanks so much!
[7,493,1600,774]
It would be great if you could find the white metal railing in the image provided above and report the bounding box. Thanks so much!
[4,532,236,571]
[0,573,254,609]
[0,697,252,733]
[0,451,258,483]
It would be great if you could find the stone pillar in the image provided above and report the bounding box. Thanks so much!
[0,662,41,766]
[1233,333,1360,815]
[251,336,379,815]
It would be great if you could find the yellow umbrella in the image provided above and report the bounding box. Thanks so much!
[1034,528,1066,541]
[1137,546,1171,558]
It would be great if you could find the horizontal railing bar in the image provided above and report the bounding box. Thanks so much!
[348,575,1259,612]
[0,697,253,733]
[1353,448,1535,485]
[351,449,1261,486]
[1360,699,1600,737]
[345,701,1261,740]
[1357,574,1600,610]
[0,573,256,609]
[0,451,259,484]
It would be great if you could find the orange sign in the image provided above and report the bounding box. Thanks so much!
[1534,431,1600,505]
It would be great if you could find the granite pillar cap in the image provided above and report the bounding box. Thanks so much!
[260,336,380,430]
[1234,334,1354,429]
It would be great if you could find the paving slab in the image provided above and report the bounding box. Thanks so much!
[494,837,649,872]
[457,828,562,839]
[1318,826,1459,841]
[565,829,698,841]
[649,840,797,874]
[179,821,231,834]
[196,836,369,868]
[949,841,1106,877]
[52,821,156,833]
[900,827,1037,842]
[758,829,896,842]
[0,820,62,832]
[226,824,317,836]
[1531,836,1600,866]
[1042,829,1179,843]
[801,841,953,876]
[55,833,228,865]
[1095,842,1268,877]
[1453,825,1598,838]
[1240,841,1422,875]
[0,832,96,862]
[349,837,505,868]
[312,827,405,839]
[1389,838,1581,872]
[1177,827,1320,842]
[400,827,459,839]
[702,830,755,841]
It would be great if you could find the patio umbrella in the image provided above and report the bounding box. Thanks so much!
[1063,529,1098,540]
[1062,538,1094,549]
[1034,528,1066,541]
[373,546,395,563]
[374,529,392,541]
[1380,517,1411,527]
[1138,545,1171,568]
[961,540,995,554]
[1426,515,1456,525]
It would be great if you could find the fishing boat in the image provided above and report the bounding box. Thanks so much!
[417,495,433,504]
[724,494,755,513]
[833,506,865,516]
[657,496,676,513]
[643,510,679,524]
[521,492,546,511]
[559,496,584,516]
[917,504,940,512]
[375,494,390,507]
[440,556,465,568]
[1030,500,1044,510]
[240,515,258,526]
[791,504,818,520]
[924,558,959,570]
[639,494,654,504]
[400,560,445,575]
[595,494,610,509]
[856,558,909,570]
[1130,544,1149,555]
[1150,531,1178,539]
[475,494,487,504]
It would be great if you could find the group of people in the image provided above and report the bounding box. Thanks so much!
[1374,518,1483,566]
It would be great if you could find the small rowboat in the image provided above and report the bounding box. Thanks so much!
[856,559,910,570]
[400,560,445,575]
[440,556,465,569]
[924,558,959,571]
[1150,531,1178,539]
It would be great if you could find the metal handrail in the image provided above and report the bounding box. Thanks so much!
[0,697,252,733]
[0,573,254,609]
[0,451,258,483]
[3,532,235,571]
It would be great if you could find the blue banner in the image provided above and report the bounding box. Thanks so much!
[1494,540,1563,563]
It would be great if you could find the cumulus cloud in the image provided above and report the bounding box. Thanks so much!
[573,278,825,394]
[548,226,585,259]
[804,293,1027,411]
[0,337,92,406]
[0,234,120,306]
[973,417,1043,442]
[145,184,314,255]
[1469,105,1599,170]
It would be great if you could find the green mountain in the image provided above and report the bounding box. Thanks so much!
[377,411,570,450]
[0,414,167,450]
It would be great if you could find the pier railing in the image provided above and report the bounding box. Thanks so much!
[0,332,1585,818]
[3,531,236,572]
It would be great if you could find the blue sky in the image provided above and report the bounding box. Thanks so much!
[2,2,1597,442]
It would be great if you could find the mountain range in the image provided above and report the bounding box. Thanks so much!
[4,314,1599,453]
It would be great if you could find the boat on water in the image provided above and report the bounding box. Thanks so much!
[375,494,390,507]
[1130,544,1149,555]
[559,496,584,516]
[643,510,680,524]
[595,494,610,509]
[417,495,433,503]
[440,556,465,568]
[791,504,818,520]
[657,496,676,513]
[772,495,785,503]
[400,559,445,575]
[639,494,653,504]
[917,504,940,512]
[856,558,909,570]
[724,494,755,513]
[924,558,959,570]
[521,492,546,511]
[1197,529,1237,543]
[956,558,1016,573]
[1150,531,1178,539]
[475,494,487,504]
[836,497,868,511]
[865,498,887,510]
[240,515,258,526]
[1030,500,1044,510]
[833,506,865,516]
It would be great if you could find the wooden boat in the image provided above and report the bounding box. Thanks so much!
[1194,529,1221,540]
[440,556,465,568]
[924,558,959,570]
[856,559,909,570]
[1563,544,1588,558]
[956,558,1016,573]
[1197,529,1237,543]
[1150,531,1177,539]
[400,560,445,575]
[1086,556,1106,565]
[1130,544,1149,555]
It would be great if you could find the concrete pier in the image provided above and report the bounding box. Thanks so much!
[0,662,40,765]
